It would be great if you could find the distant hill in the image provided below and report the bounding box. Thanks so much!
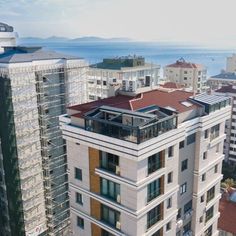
[18,36,131,45]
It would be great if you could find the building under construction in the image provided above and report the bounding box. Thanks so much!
[0,46,88,236]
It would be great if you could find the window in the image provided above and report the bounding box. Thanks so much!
[184,77,187,80]
[97,80,101,85]
[203,151,207,160]
[204,129,209,139]
[184,200,192,214]
[101,178,120,202]
[166,221,171,231]
[181,159,188,171]
[152,229,162,236]
[167,197,172,209]
[180,182,187,195]
[179,141,185,149]
[201,195,205,203]
[103,81,107,86]
[202,173,206,182]
[147,178,162,202]
[207,186,215,203]
[177,208,181,219]
[168,146,173,157]
[148,152,163,175]
[214,164,218,173]
[167,172,173,184]
[77,216,84,229]
[204,225,213,236]
[147,204,162,229]
[187,133,196,145]
[75,168,82,180]
[205,206,214,223]
[102,229,114,236]
[183,221,191,234]
[89,95,95,100]
[101,205,120,229]
[199,216,203,223]
[76,192,83,205]
[210,124,220,141]
[100,152,119,174]
[184,71,188,74]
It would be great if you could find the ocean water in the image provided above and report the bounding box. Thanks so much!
[37,41,234,76]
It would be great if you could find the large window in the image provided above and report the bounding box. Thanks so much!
[147,204,162,229]
[184,200,192,214]
[205,206,214,223]
[187,133,196,145]
[75,167,82,180]
[204,225,212,236]
[181,159,188,171]
[180,182,187,195]
[76,192,83,205]
[206,186,215,203]
[183,221,191,235]
[101,178,120,203]
[148,151,163,175]
[147,178,163,202]
[101,205,120,229]
[210,124,220,141]
[77,216,84,229]
[100,152,119,174]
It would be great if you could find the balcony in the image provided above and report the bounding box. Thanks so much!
[183,230,193,236]
[84,105,177,144]
[183,209,193,221]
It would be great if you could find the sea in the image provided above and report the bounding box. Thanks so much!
[34,41,235,76]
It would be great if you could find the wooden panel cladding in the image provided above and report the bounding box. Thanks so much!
[161,175,165,195]
[160,150,165,168]
[91,223,102,236]
[89,147,100,193]
[90,198,101,220]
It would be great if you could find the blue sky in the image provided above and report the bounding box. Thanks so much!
[1,0,236,46]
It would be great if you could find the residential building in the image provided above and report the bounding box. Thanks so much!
[218,190,236,236]
[226,54,236,73]
[60,88,230,236]
[164,58,207,93]
[208,73,236,90]
[0,46,88,236]
[87,56,160,101]
[214,85,236,163]
[0,22,17,53]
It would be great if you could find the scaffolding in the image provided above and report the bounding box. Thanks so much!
[0,59,88,236]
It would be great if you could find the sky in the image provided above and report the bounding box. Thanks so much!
[1,0,236,46]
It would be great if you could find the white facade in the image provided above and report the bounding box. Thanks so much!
[226,54,236,73]
[164,61,207,93]
[60,92,230,236]
[87,63,160,102]
[0,22,17,53]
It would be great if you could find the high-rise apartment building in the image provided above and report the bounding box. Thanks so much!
[87,56,160,101]
[0,22,17,53]
[0,46,88,236]
[164,58,207,93]
[214,85,236,164]
[60,89,230,236]
[226,54,236,73]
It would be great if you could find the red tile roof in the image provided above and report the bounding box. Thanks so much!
[166,60,202,69]
[161,82,185,89]
[218,193,236,234]
[69,89,199,118]
[216,85,236,94]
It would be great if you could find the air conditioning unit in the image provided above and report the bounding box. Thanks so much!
[128,80,137,92]
[116,221,121,230]
[116,194,121,203]
[176,219,183,228]
[122,80,128,91]
[115,166,120,175]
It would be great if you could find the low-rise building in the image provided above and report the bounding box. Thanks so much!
[60,88,230,236]
[226,54,236,73]
[164,58,207,93]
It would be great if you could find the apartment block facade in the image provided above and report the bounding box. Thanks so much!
[60,89,230,236]
[87,56,160,101]
[164,58,207,93]
[0,46,88,236]
[213,85,236,163]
